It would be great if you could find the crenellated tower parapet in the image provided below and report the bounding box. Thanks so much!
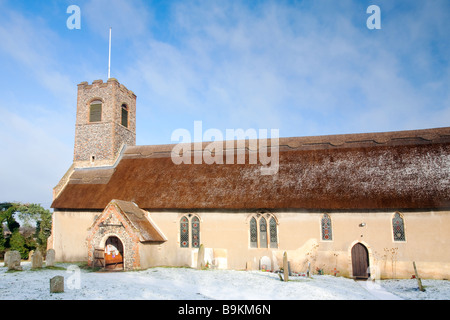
[73,78,136,168]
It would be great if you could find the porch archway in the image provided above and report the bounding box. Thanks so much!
[104,236,124,270]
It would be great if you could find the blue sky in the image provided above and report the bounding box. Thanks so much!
[0,0,449,209]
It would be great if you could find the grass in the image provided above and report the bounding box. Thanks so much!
[2,261,81,272]
[5,268,23,273]
[29,265,68,271]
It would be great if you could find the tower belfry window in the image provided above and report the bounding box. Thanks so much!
[121,104,129,128]
[89,100,102,122]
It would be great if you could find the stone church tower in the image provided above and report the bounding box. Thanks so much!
[73,78,136,167]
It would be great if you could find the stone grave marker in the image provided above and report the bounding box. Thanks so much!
[7,251,22,271]
[197,244,205,269]
[260,256,271,271]
[4,251,10,268]
[31,249,43,269]
[50,276,64,293]
[46,249,56,267]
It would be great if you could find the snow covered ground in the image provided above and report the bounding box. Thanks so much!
[1,262,449,300]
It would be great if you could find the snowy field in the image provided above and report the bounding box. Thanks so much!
[1,262,449,300]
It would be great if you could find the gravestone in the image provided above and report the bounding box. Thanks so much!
[283,252,289,282]
[4,251,11,268]
[46,249,56,267]
[212,248,227,270]
[7,251,22,271]
[197,244,205,269]
[260,256,271,271]
[50,276,64,293]
[31,249,43,269]
[204,248,213,268]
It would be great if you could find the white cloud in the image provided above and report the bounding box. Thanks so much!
[83,0,151,39]
[0,106,73,208]
[0,3,77,208]
[0,4,74,106]
[122,0,449,137]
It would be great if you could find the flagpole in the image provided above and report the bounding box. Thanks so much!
[108,27,111,79]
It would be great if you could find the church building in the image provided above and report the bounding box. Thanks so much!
[50,78,450,279]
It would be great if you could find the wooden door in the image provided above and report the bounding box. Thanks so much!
[351,243,369,279]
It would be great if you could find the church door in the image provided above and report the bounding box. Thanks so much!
[351,243,369,279]
[104,236,124,270]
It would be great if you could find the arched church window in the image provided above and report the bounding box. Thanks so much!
[180,215,201,248]
[259,217,268,248]
[392,212,406,241]
[321,213,333,241]
[249,213,278,249]
[89,100,102,122]
[121,104,129,128]
[180,216,189,248]
[250,217,257,248]
[269,217,278,248]
[191,216,200,248]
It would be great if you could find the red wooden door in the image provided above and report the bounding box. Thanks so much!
[351,243,369,279]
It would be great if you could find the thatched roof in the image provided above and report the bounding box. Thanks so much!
[52,126,450,211]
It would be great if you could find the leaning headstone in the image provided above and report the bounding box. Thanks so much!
[7,251,22,271]
[46,249,56,267]
[413,261,426,292]
[31,249,43,269]
[50,276,64,293]
[4,251,11,268]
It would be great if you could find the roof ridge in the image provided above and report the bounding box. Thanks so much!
[121,126,450,158]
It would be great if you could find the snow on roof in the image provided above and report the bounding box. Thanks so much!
[51,126,450,211]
